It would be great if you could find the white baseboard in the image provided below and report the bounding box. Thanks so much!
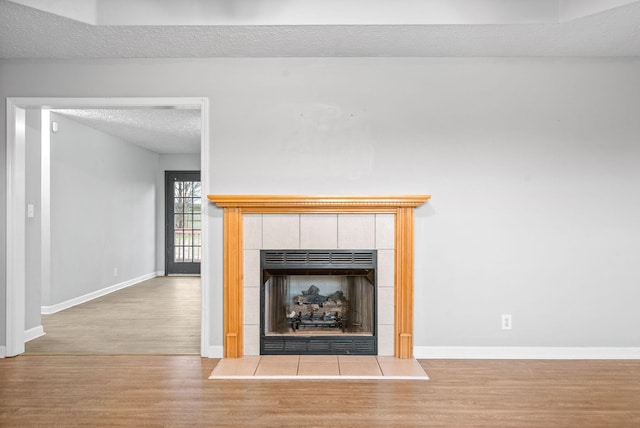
[414,346,640,360]
[205,346,223,358]
[156,271,165,276]
[24,325,45,342]
[0,346,6,358]
[41,272,158,314]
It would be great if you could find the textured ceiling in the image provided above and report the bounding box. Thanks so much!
[53,109,202,154]
[1,0,640,58]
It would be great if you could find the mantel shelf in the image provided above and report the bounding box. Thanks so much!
[207,194,431,212]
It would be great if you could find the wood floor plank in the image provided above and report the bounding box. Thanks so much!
[24,276,201,355]
[1,356,639,427]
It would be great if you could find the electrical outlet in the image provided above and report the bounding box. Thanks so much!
[114,268,118,277]
[501,314,512,330]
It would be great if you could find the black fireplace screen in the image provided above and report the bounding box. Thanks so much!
[260,250,377,355]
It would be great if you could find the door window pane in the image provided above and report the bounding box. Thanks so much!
[174,214,184,229]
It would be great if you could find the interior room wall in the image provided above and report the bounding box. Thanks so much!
[1,57,639,352]
[46,112,158,306]
[156,153,201,273]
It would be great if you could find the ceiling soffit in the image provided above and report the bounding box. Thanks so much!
[2,0,640,58]
[9,0,640,25]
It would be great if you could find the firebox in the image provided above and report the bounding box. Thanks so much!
[260,249,377,355]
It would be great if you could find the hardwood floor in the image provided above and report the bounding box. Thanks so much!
[10,279,640,425]
[1,356,639,427]
[25,276,200,355]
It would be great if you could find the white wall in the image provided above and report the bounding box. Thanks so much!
[47,112,158,305]
[1,57,640,351]
[155,154,201,274]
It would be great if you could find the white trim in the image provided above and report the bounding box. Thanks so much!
[199,98,211,358]
[41,272,158,314]
[40,110,52,308]
[5,97,211,358]
[7,97,207,110]
[24,325,45,342]
[0,346,6,358]
[414,346,640,360]
[156,270,165,276]
[207,346,224,358]
[5,102,26,357]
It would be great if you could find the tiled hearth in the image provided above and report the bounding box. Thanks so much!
[209,355,429,380]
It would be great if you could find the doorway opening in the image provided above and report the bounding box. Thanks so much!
[5,97,212,357]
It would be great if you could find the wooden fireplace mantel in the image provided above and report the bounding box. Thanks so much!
[207,194,431,359]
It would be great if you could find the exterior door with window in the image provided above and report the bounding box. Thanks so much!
[166,171,201,275]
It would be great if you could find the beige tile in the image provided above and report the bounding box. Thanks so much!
[337,214,375,249]
[337,355,378,363]
[263,214,300,249]
[243,249,261,287]
[376,249,395,288]
[377,324,394,356]
[209,356,260,377]
[260,355,300,363]
[243,286,260,326]
[298,362,340,376]
[243,214,262,249]
[243,324,260,356]
[300,214,338,249]
[376,357,429,378]
[339,361,382,377]
[375,214,395,249]
[299,355,338,363]
[254,361,299,376]
[377,286,394,325]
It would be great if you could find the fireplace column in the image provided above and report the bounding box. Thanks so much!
[395,207,415,358]
[223,207,243,358]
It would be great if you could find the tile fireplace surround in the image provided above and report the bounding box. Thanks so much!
[207,195,430,359]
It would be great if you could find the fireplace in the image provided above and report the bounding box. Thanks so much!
[261,250,377,355]
[207,195,430,358]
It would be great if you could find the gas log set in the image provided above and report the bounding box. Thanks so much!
[287,285,348,331]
